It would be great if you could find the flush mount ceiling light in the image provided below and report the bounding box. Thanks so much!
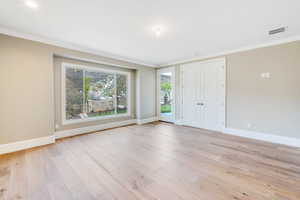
[25,0,39,9]
[152,25,165,37]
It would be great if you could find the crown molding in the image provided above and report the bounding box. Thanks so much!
[0,26,157,68]
[1,26,299,68]
[159,34,300,67]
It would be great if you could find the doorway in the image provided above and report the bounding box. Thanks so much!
[157,67,176,123]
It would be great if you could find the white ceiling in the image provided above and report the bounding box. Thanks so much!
[1,0,300,66]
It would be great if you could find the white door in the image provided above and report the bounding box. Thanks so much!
[181,58,225,131]
[157,67,175,122]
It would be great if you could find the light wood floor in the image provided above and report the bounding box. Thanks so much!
[1,122,300,200]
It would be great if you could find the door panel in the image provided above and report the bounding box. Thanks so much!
[182,63,199,126]
[204,62,219,130]
[182,59,225,131]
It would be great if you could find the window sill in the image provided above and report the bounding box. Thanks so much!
[62,113,132,125]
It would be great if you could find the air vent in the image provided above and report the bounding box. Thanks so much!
[269,27,286,35]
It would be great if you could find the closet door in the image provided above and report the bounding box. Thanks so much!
[182,62,201,127]
[181,58,225,131]
[200,61,222,131]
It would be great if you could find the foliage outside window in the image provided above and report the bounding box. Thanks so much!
[160,74,172,113]
[63,64,129,123]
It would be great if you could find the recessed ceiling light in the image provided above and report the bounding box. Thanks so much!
[152,25,165,37]
[25,0,39,9]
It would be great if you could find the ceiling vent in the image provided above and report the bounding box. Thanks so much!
[269,27,286,35]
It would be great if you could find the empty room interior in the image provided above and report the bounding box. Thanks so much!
[1,0,300,199]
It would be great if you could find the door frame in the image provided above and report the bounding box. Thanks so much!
[157,67,176,123]
[180,57,226,131]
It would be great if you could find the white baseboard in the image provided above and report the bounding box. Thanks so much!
[174,120,183,125]
[224,128,300,148]
[55,119,137,139]
[1,120,138,154]
[0,136,55,155]
[137,117,158,125]
[3,122,298,155]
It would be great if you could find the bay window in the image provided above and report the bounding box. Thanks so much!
[62,63,130,124]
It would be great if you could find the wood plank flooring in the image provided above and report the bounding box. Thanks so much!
[1,122,300,200]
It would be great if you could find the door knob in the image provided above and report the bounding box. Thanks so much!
[197,103,204,106]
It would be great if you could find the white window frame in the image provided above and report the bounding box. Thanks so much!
[61,62,131,125]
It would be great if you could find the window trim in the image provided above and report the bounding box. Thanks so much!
[61,62,131,125]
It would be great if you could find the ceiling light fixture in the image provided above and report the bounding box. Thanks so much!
[25,0,39,9]
[152,25,164,37]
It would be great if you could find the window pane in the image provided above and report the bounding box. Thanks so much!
[160,73,172,114]
[65,68,84,120]
[85,71,115,117]
[116,74,128,114]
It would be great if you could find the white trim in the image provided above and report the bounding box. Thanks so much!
[174,120,183,125]
[179,66,184,121]
[62,64,67,123]
[62,62,131,75]
[62,114,132,125]
[135,70,141,120]
[223,128,300,148]
[1,26,299,68]
[137,117,158,125]
[55,119,137,139]
[0,26,156,68]
[54,53,138,70]
[0,136,55,155]
[1,119,139,154]
[61,62,131,125]
[222,58,227,130]
[159,35,300,67]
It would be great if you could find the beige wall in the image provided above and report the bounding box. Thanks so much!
[0,35,54,144]
[137,69,157,119]
[0,34,156,145]
[226,41,300,138]
[1,32,298,145]
[172,41,300,139]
